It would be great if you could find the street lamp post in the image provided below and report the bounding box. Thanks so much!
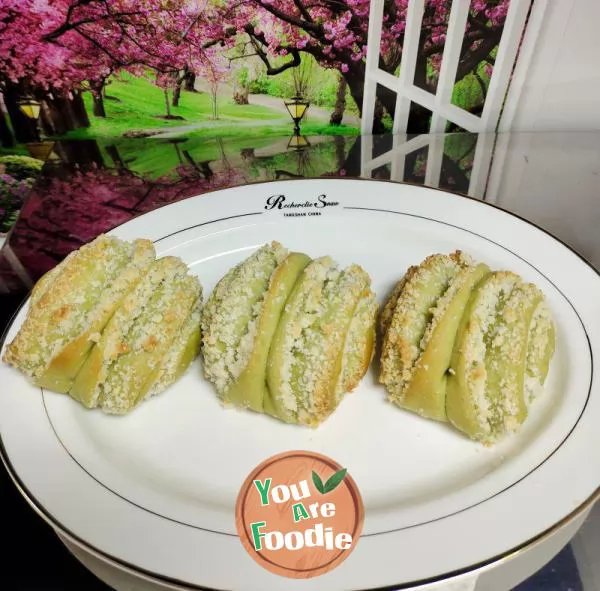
[16,97,42,142]
[284,95,310,134]
[17,97,41,121]
[273,133,312,179]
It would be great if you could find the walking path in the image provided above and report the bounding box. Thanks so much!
[136,80,359,138]
[248,93,360,126]
[193,79,360,126]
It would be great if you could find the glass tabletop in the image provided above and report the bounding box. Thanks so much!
[2,132,599,299]
[0,131,598,590]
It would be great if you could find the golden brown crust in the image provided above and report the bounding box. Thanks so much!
[380,253,458,393]
[379,249,556,444]
[296,263,371,425]
[29,263,67,308]
[70,256,188,408]
[3,235,127,381]
[99,267,200,414]
[38,239,156,392]
[378,265,418,338]
[3,234,202,415]
[338,289,378,395]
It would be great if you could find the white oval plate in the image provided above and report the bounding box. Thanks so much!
[1,179,599,590]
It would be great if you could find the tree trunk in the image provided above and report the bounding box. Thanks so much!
[184,72,196,92]
[182,150,201,174]
[329,75,347,126]
[170,141,184,165]
[69,92,90,129]
[105,144,126,171]
[199,160,214,179]
[164,88,172,117]
[172,68,187,107]
[343,70,365,116]
[172,80,183,107]
[340,136,362,177]
[92,92,106,117]
[3,85,39,143]
[0,101,15,147]
[333,135,346,170]
[40,98,69,136]
[71,92,90,127]
[210,85,219,120]
[90,83,106,117]
[41,94,90,135]
[57,97,78,132]
[53,139,104,171]
[341,66,396,134]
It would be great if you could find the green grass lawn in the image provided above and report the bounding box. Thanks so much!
[181,122,359,139]
[60,73,358,140]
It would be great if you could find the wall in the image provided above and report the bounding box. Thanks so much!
[487,131,600,267]
[508,0,600,131]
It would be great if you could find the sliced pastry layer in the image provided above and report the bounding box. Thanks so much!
[201,244,377,426]
[379,251,487,420]
[524,301,556,404]
[267,258,374,425]
[3,235,203,415]
[201,241,294,411]
[379,251,556,444]
[446,273,550,442]
[4,236,155,393]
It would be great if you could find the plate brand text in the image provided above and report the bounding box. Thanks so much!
[265,194,340,214]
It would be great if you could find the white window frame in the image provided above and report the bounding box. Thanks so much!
[359,0,552,198]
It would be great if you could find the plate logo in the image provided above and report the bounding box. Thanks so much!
[235,450,364,579]
[264,194,340,217]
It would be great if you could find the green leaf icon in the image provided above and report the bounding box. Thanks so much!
[312,470,325,494]
[323,468,347,494]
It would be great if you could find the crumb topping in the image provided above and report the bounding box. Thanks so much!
[201,242,287,394]
[3,235,142,380]
[380,251,472,400]
[336,288,377,399]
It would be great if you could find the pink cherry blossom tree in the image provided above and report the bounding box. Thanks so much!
[38,0,228,113]
[0,0,222,139]
[210,0,511,130]
[1,0,511,139]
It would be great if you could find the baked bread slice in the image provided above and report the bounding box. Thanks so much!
[524,301,556,404]
[400,262,490,420]
[4,235,203,415]
[446,274,550,443]
[202,244,377,426]
[70,256,200,413]
[335,289,378,398]
[266,258,374,425]
[98,265,201,414]
[3,235,155,393]
[145,299,202,400]
[379,252,556,444]
[200,241,290,411]
[379,251,482,420]
[225,252,311,414]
